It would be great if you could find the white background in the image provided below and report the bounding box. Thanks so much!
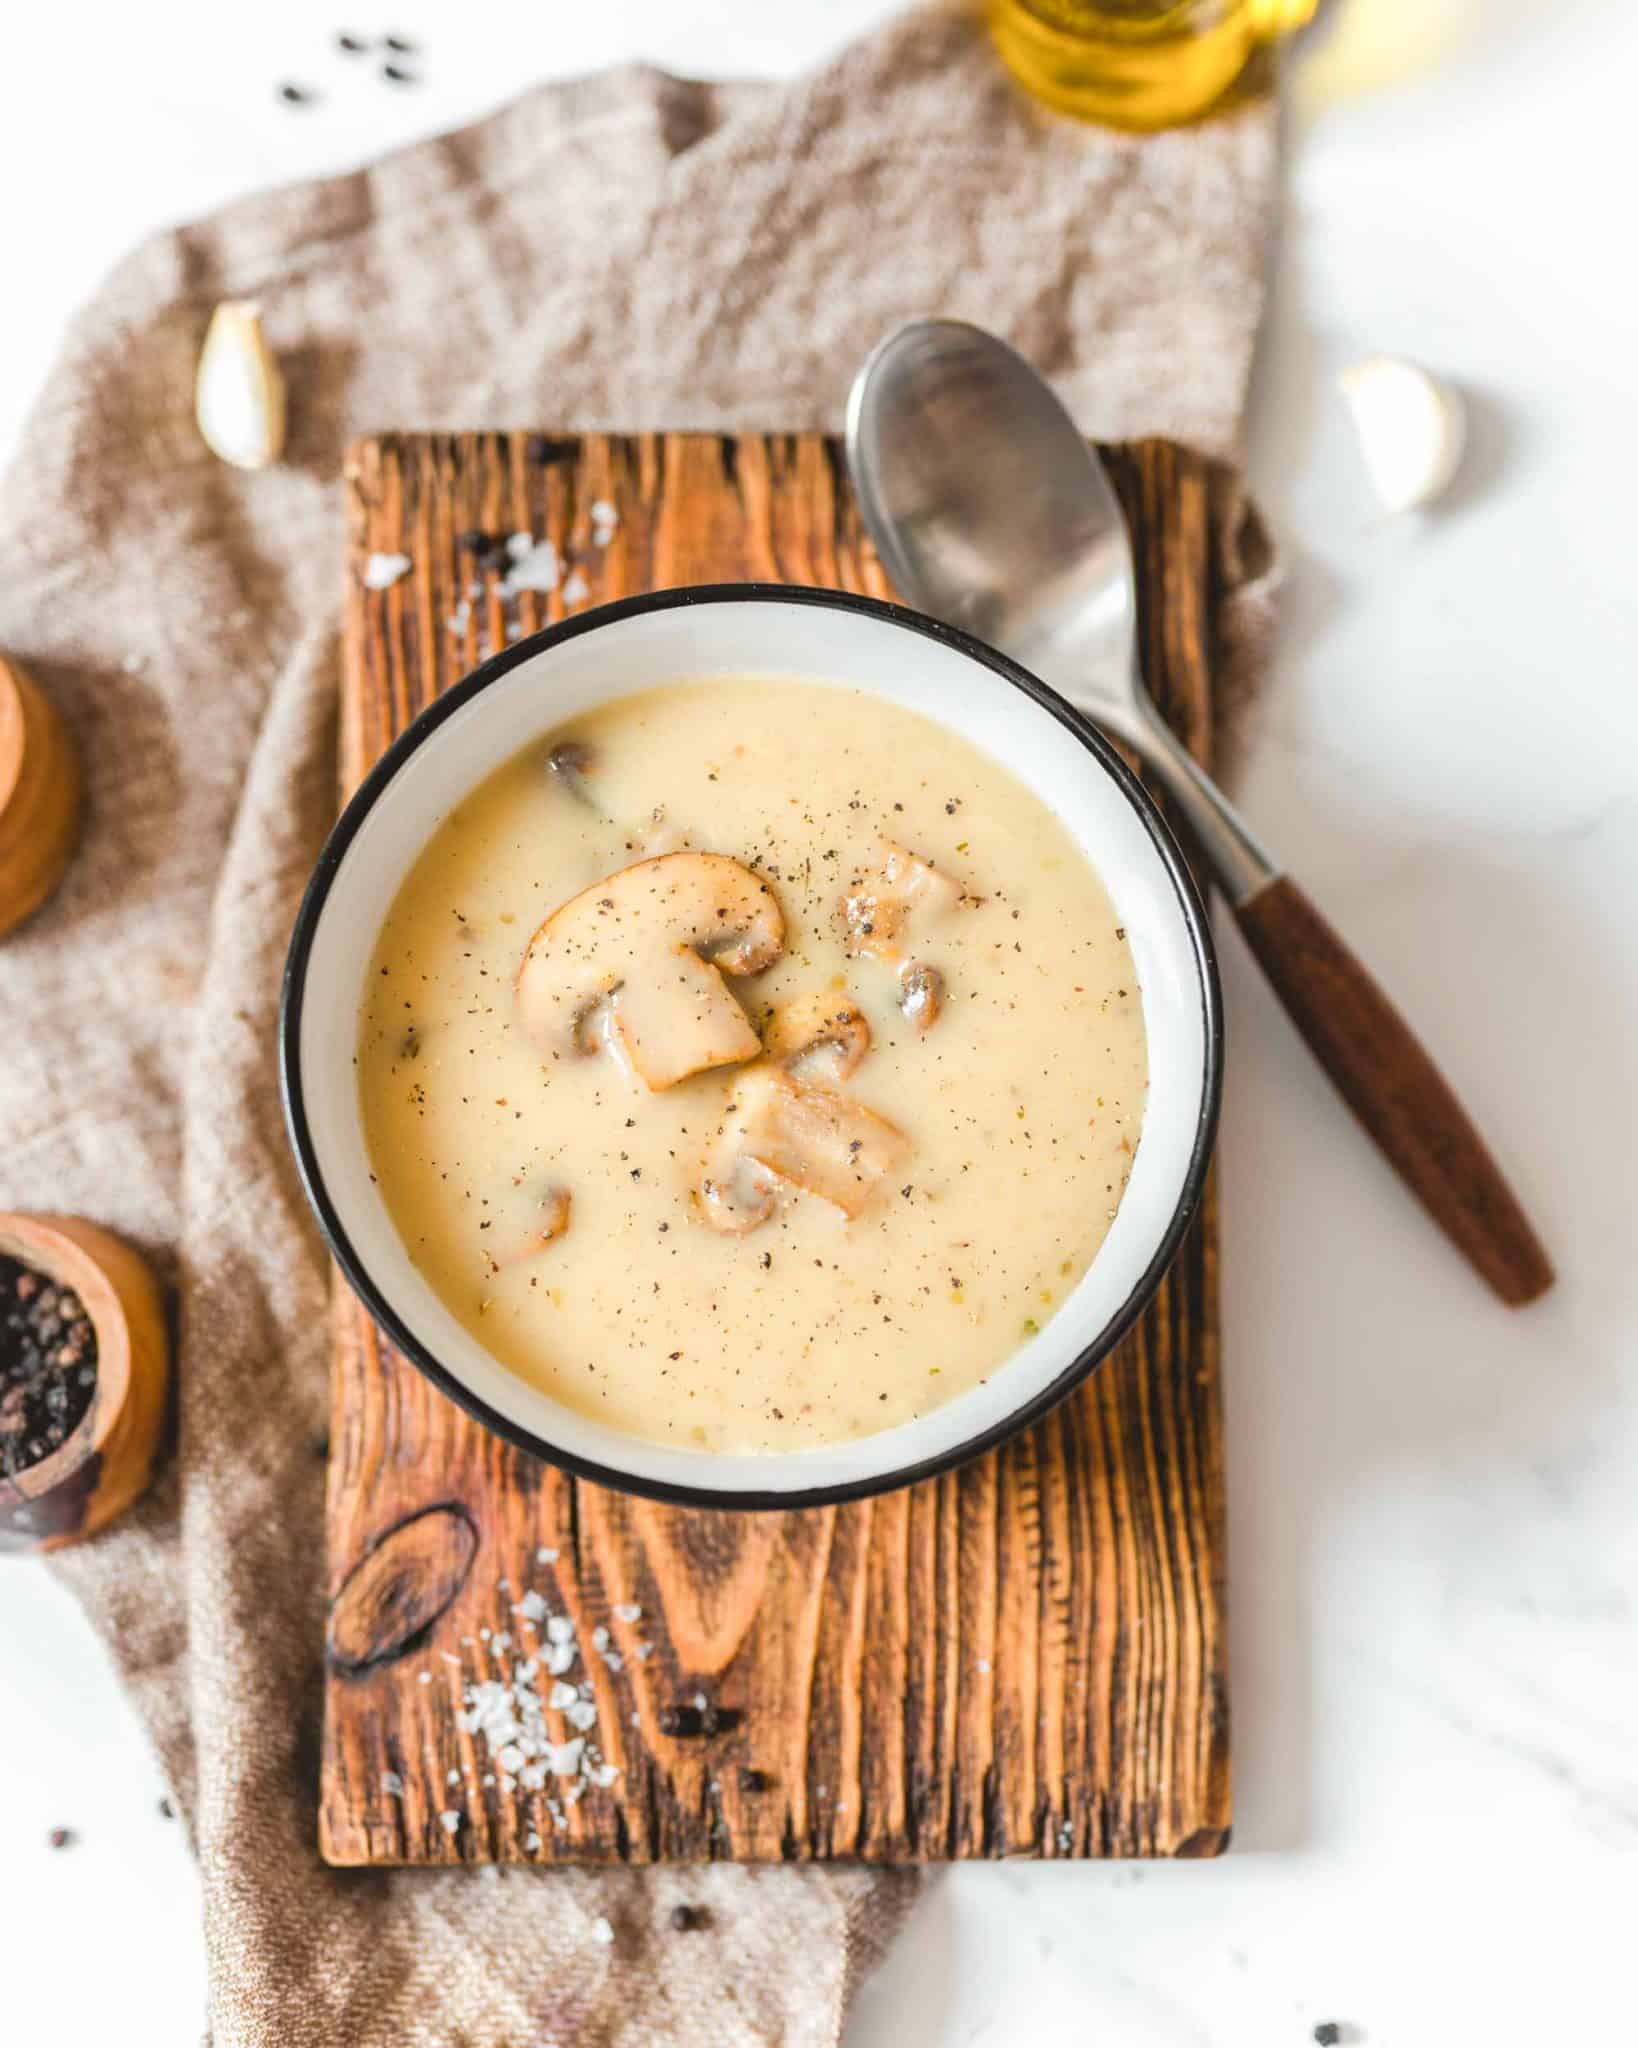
[4,3,1636,2043]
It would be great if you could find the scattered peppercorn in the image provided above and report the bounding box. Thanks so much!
[738,1767,769,1793]
[276,82,315,106]
[669,1904,705,1931]
[381,62,418,85]
[47,1827,75,1850]
[336,32,367,53]
[1311,2028,1343,2047]
[383,33,417,53]
[658,1702,739,1738]
[158,1797,176,1820]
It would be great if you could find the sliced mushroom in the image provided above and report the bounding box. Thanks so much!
[761,993,871,1082]
[898,962,944,1033]
[696,1146,781,1235]
[698,1067,909,1232]
[839,841,967,965]
[545,738,602,812]
[491,1186,572,1268]
[516,852,784,1090]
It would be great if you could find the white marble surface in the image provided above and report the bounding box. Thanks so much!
[4,3,1635,2043]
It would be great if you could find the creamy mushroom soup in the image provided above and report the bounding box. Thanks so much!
[358,679,1148,1453]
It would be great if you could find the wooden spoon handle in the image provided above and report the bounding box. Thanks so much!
[1234,875,1553,1306]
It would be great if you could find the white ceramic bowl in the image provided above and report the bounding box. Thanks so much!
[281,587,1221,1508]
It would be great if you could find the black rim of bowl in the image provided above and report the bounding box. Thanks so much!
[280,583,1223,1511]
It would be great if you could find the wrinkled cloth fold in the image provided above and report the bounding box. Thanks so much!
[2,9,1276,2043]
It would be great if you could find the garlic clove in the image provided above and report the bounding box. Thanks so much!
[1338,355,1466,513]
[195,300,286,470]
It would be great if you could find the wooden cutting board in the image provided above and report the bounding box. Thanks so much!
[321,430,1228,1866]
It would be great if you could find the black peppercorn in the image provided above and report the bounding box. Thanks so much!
[737,1767,768,1793]
[47,1827,75,1850]
[669,1904,705,1932]
[1312,2026,1343,2047]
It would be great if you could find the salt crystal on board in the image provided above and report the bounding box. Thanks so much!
[362,552,411,589]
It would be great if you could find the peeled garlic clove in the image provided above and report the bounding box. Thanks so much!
[195,301,286,470]
[1338,356,1466,513]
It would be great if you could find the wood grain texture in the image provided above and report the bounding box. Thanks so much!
[1236,875,1553,1306]
[322,432,1228,1866]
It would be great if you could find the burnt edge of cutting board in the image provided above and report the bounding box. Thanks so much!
[321,430,1229,1865]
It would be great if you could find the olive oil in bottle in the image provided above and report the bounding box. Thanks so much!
[990,0,1317,129]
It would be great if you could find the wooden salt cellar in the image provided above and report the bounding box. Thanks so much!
[0,654,83,939]
[0,1214,169,1553]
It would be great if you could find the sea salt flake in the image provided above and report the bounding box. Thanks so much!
[525,1830,542,1852]
[633,1642,654,1661]
[499,536,560,596]
[545,1736,586,1777]
[380,1771,404,1796]
[439,1810,461,1834]
[363,551,411,589]
[589,1762,619,1789]
[602,1651,624,1673]
[562,569,589,606]
[592,1625,610,1651]
[417,1670,432,1685]
[545,1642,576,1676]
[549,1680,580,1711]
[496,1744,526,1774]
[514,1590,548,1623]
[591,1915,615,1947]
[491,1632,513,1652]
[546,1615,576,1644]
[976,1658,992,1674]
[519,1763,547,1791]
[566,1699,598,1731]
[614,1603,642,1624]
[447,1769,461,1786]
[537,1546,559,1563]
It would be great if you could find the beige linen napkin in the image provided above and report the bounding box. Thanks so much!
[2,10,1276,2043]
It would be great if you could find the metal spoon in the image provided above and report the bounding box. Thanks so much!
[846,318,1551,1306]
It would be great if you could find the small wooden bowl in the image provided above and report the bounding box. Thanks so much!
[0,1215,169,1553]
[0,654,84,940]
